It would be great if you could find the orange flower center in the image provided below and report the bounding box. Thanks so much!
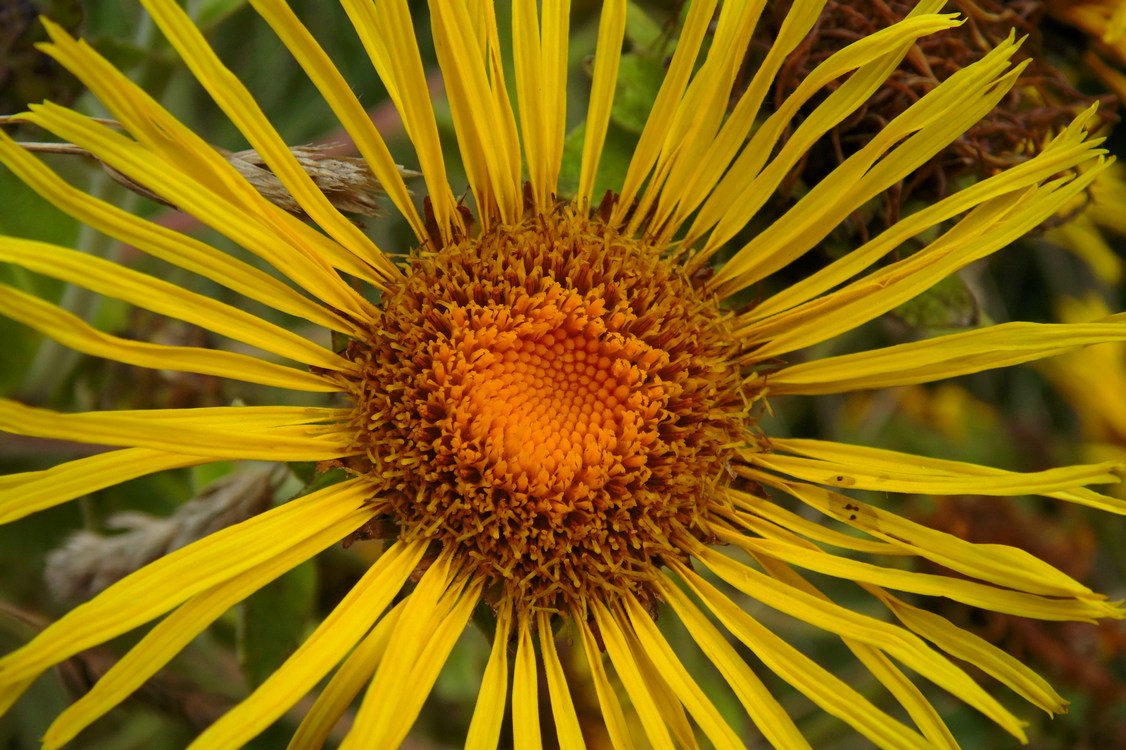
[435,280,668,508]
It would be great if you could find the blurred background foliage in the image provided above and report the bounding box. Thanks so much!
[0,0,1123,747]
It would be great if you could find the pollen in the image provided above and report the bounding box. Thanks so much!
[342,209,751,611]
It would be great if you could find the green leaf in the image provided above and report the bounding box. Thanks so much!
[331,329,351,355]
[195,0,251,30]
[239,558,317,689]
[890,273,982,336]
[624,1,666,49]
[0,166,80,244]
[300,465,349,496]
[610,52,665,135]
[0,277,41,397]
[287,461,319,486]
[189,462,236,493]
[557,120,637,202]
[89,36,164,74]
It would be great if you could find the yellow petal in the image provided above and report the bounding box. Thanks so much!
[690,540,1035,739]
[478,0,524,220]
[430,0,521,224]
[709,28,1018,293]
[672,561,932,749]
[575,616,636,750]
[24,103,377,314]
[0,448,210,524]
[513,0,547,207]
[746,439,1122,497]
[341,552,477,748]
[0,400,354,462]
[0,283,337,393]
[850,645,959,749]
[190,540,427,749]
[638,1,766,237]
[653,575,811,749]
[763,476,1098,597]
[740,164,1106,356]
[513,614,542,750]
[751,551,1003,745]
[612,0,719,226]
[352,575,482,748]
[465,603,513,750]
[1049,486,1126,515]
[723,529,1120,623]
[43,508,380,750]
[576,0,626,208]
[727,487,910,556]
[746,111,1104,322]
[622,595,744,749]
[661,0,825,242]
[36,27,387,302]
[512,0,572,209]
[684,5,956,263]
[0,678,34,717]
[0,129,354,334]
[536,611,584,750]
[138,0,396,280]
[0,235,350,372]
[753,443,1126,514]
[539,0,570,199]
[0,480,374,690]
[627,627,698,749]
[35,23,262,206]
[247,0,426,242]
[876,590,1067,714]
[768,315,1126,395]
[590,600,676,749]
[288,601,406,750]
[339,0,461,241]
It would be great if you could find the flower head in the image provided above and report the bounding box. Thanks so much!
[1,1,1125,748]
[340,208,749,614]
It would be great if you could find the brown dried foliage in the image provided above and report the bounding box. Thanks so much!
[750,0,1116,232]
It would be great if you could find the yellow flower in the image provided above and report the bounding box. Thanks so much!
[1044,294,1126,473]
[1048,0,1126,59]
[1,1,1125,748]
[843,383,1000,443]
[1047,0,1126,101]
[1044,162,1126,285]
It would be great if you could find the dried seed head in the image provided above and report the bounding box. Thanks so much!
[221,145,395,221]
[2,118,411,222]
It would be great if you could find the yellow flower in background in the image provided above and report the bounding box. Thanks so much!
[1045,294,1126,475]
[1048,0,1126,59]
[843,383,1000,443]
[1045,162,1126,285]
[1,1,1125,748]
[1047,0,1126,101]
